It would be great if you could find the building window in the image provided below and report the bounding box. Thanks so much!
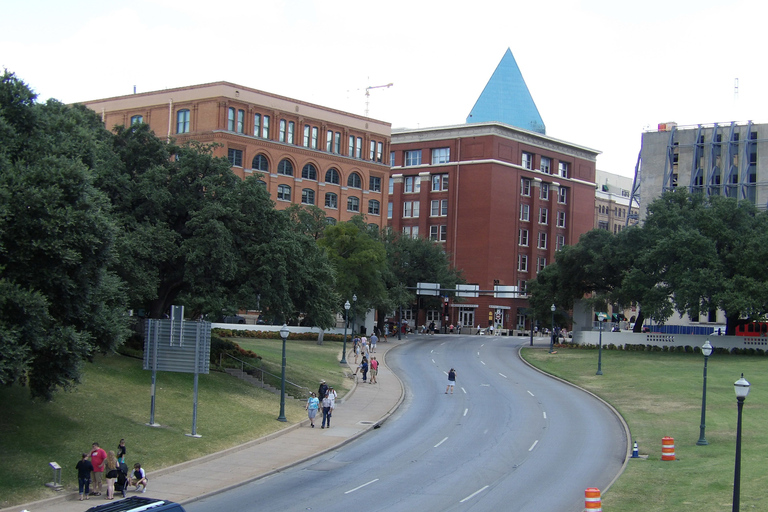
[130,115,143,124]
[280,120,287,142]
[431,173,448,191]
[403,226,419,239]
[540,156,551,174]
[539,208,548,225]
[326,218,337,226]
[176,109,190,134]
[301,189,315,205]
[389,177,394,194]
[227,148,243,167]
[347,172,362,189]
[254,114,261,137]
[518,280,527,295]
[368,199,380,215]
[228,107,235,131]
[518,254,528,272]
[303,125,310,147]
[334,132,341,154]
[252,154,269,172]
[405,150,422,166]
[347,196,360,212]
[390,151,395,166]
[520,204,530,222]
[538,232,547,249]
[377,142,383,162]
[287,121,295,144]
[256,179,267,187]
[558,161,569,178]
[277,184,291,201]
[311,127,319,149]
[518,229,529,247]
[325,192,338,209]
[537,257,547,273]
[325,168,340,184]
[261,116,270,139]
[369,176,382,192]
[557,211,566,228]
[255,114,270,138]
[521,178,531,196]
[302,164,317,180]
[430,225,447,241]
[403,201,420,218]
[277,159,293,176]
[558,187,568,204]
[521,152,533,170]
[430,199,448,217]
[348,136,355,157]
[387,202,393,219]
[540,183,549,200]
[431,147,450,165]
[327,130,333,152]
[404,176,420,193]
[556,234,565,251]
[370,140,376,160]
[355,137,362,158]
[237,109,244,133]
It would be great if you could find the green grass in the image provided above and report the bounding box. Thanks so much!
[0,337,346,508]
[521,347,768,511]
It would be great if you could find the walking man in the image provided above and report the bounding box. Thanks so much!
[445,368,456,394]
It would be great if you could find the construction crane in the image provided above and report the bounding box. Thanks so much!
[365,82,393,117]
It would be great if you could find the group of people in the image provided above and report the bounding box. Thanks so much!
[352,334,377,363]
[420,322,464,334]
[306,380,338,429]
[352,355,378,383]
[75,439,148,501]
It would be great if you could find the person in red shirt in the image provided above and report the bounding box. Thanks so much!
[89,442,107,496]
[370,357,378,384]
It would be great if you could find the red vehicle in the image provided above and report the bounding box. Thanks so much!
[735,322,768,336]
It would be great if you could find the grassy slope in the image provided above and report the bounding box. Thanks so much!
[0,338,347,508]
[521,348,768,512]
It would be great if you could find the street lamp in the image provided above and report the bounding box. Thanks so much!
[351,294,358,336]
[277,324,290,422]
[340,300,351,364]
[549,304,556,353]
[596,313,607,375]
[732,373,750,512]
[696,340,713,446]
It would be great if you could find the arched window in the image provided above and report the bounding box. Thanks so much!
[368,199,380,215]
[301,189,315,205]
[347,196,360,212]
[277,159,294,176]
[302,164,317,180]
[256,180,267,187]
[325,192,338,209]
[325,168,340,184]
[347,172,362,189]
[325,217,337,225]
[252,154,269,172]
[277,184,291,201]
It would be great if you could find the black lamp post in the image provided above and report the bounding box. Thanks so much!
[596,313,607,375]
[277,324,290,422]
[340,300,350,364]
[351,294,358,336]
[732,373,750,512]
[549,304,556,353]
[696,340,713,446]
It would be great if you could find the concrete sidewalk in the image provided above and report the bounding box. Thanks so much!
[3,338,406,512]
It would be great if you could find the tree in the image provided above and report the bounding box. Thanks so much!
[0,72,130,399]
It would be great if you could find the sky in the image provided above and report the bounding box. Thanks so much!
[3,0,766,177]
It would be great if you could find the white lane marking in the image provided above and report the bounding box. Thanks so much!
[481,361,486,365]
[543,411,547,419]
[463,408,468,416]
[481,344,485,347]
[499,373,507,378]
[460,485,489,503]
[477,351,480,356]
[529,440,539,451]
[527,390,535,396]
[461,387,467,393]
[431,349,434,353]
[432,359,435,364]
[434,437,449,448]
[345,479,380,494]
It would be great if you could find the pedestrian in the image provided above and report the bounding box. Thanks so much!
[321,391,332,428]
[76,452,93,501]
[476,324,481,335]
[360,356,369,382]
[354,336,361,363]
[306,392,319,428]
[429,321,435,335]
[318,380,328,401]
[449,324,454,334]
[370,357,378,384]
[117,439,127,465]
[445,368,456,394]
[370,332,378,353]
[104,451,120,500]
[129,463,148,492]
[457,321,462,334]
[327,386,337,424]
[489,324,494,335]
[89,442,107,496]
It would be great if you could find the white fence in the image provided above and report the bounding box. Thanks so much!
[573,331,768,352]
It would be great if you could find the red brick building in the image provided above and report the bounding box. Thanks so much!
[389,122,599,331]
[81,82,392,227]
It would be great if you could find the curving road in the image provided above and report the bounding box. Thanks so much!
[186,334,628,512]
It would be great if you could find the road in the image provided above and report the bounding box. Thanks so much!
[186,334,628,512]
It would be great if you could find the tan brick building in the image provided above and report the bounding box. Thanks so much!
[81,82,392,227]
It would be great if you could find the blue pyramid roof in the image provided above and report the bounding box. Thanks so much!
[466,48,546,134]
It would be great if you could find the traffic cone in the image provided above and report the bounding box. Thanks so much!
[631,441,639,458]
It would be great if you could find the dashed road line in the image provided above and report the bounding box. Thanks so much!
[434,437,449,448]
[345,479,380,494]
[460,485,489,503]
[529,440,539,451]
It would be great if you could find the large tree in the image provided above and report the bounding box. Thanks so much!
[0,72,130,399]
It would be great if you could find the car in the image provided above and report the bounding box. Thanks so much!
[86,496,186,512]
[222,315,246,324]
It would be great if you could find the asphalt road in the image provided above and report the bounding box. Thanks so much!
[186,334,628,512]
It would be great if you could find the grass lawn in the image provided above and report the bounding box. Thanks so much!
[0,337,346,508]
[521,347,768,511]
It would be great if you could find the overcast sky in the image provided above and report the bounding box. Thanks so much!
[3,0,765,177]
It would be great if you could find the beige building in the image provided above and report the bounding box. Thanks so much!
[81,82,392,228]
[594,170,639,234]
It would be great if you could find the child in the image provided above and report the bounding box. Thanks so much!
[130,463,148,492]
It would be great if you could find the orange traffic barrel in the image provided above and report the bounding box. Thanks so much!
[585,487,602,511]
[662,436,675,461]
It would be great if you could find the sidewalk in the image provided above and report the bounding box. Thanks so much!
[3,338,406,512]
